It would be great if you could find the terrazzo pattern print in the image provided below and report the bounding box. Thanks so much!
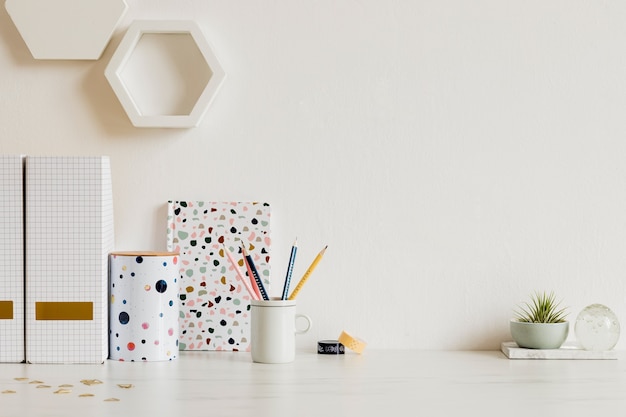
[109,254,179,361]
[167,201,271,351]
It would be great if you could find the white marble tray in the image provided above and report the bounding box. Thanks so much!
[501,341,618,360]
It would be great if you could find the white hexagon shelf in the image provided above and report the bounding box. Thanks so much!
[105,20,226,128]
[5,0,128,60]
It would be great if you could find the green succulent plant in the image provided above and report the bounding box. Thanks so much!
[514,291,568,323]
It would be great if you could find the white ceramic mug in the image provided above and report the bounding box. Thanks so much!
[250,298,312,363]
[109,251,180,362]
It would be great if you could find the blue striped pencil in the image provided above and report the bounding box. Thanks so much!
[242,244,269,301]
[281,238,298,300]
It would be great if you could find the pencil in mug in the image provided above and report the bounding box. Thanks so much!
[288,245,327,300]
[222,243,259,300]
[242,244,269,301]
[281,237,298,300]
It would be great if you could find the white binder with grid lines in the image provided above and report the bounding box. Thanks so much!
[0,155,25,363]
[25,156,114,364]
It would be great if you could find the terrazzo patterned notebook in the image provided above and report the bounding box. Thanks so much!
[25,156,114,364]
[0,155,25,363]
[167,201,271,351]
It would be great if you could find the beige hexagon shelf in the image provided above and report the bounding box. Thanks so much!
[105,20,226,128]
[5,0,128,60]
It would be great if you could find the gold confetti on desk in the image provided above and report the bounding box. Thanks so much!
[2,390,16,394]
[54,388,72,394]
[81,379,103,386]
[117,384,133,389]
[104,397,120,402]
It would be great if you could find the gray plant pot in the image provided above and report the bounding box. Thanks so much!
[510,319,569,349]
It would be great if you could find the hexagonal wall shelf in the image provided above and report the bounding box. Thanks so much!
[105,20,226,128]
[5,0,128,60]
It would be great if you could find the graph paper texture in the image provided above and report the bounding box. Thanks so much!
[25,156,114,363]
[0,155,25,363]
[167,201,271,351]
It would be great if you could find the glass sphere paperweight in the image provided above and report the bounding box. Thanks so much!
[574,304,620,351]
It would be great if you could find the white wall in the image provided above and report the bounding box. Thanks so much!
[2,0,626,350]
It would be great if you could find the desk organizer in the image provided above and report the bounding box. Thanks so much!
[167,201,271,351]
[109,252,180,362]
[25,156,114,363]
[501,341,618,360]
[105,20,226,128]
[0,155,25,363]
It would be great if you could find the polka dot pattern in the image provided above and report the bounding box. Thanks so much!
[109,253,179,361]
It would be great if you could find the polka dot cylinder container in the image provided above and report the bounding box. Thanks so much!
[109,252,179,361]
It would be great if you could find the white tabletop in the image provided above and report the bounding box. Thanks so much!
[0,349,624,416]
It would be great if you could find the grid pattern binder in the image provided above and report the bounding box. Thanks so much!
[167,201,271,351]
[25,156,114,363]
[0,155,25,363]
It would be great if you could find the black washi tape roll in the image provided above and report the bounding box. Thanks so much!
[317,340,345,354]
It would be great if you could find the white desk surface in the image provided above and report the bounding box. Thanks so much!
[1,349,624,417]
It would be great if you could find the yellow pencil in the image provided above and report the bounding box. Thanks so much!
[288,245,327,300]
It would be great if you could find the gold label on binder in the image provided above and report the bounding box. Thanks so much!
[35,302,93,321]
[0,301,13,319]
